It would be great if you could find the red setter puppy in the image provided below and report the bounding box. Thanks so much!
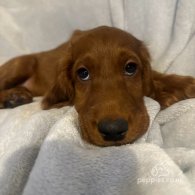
[0,26,195,146]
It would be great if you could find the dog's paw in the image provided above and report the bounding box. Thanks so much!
[153,74,195,109]
[1,87,33,108]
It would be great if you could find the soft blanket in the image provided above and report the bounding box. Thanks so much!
[0,0,195,194]
[0,98,195,195]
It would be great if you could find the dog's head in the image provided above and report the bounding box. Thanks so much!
[42,26,153,146]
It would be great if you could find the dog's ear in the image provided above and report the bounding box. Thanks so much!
[42,54,74,109]
[42,29,87,109]
[139,43,154,96]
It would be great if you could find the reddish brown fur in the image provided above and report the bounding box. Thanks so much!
[0,26,195,146]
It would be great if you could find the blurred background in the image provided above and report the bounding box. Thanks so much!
[0,0,195,75]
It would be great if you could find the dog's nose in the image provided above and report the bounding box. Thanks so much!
[98,118,128,141]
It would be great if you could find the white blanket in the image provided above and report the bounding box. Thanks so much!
[0,0,195,194]
[0,98,195,195]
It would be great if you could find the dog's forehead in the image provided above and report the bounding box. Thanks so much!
[71,27,141,57]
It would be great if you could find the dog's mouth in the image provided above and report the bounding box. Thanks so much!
[83,133,138,147]
[101,133,125,142]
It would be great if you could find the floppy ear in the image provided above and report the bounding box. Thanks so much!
[139,43,154,96]
[42,55,74,109]
[42,29,87,109]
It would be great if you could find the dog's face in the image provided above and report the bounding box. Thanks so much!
[43,26,153,146]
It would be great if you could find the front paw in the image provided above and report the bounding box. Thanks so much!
[153,74,195,109]
[3,94,32,108]
[1,87,33,108]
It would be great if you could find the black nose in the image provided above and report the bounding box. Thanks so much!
[98,118,128,141]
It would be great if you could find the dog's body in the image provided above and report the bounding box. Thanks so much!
[1,26,195,146]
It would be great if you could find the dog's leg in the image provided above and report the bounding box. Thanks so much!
[151,71,195,109]
[0,55,37,108]
[0,55,37,90]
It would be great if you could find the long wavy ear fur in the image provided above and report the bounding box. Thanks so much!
[139,43,154,96]
[42,54,74,109]
[42,29,87,109]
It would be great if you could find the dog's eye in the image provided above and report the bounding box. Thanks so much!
[77,67,90,81]
[124,62,137,76]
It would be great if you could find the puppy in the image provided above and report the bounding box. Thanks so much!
[1,26,195,146]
